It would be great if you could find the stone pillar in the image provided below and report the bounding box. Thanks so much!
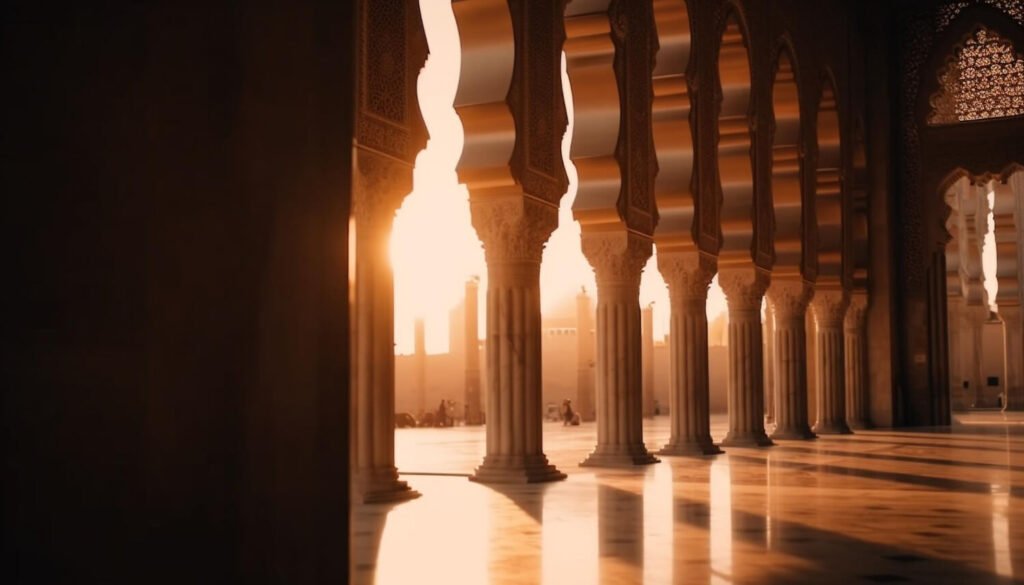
[351,157,418,504]
[465,278,484,425]
[965,304,988,407]
[657,252,722,456]
[1000,305,1024,411]
[469,198,565,484]
[763,305,776,426]
[947,294,966,410]
[577,289,596,422]
[581,233,659,467]
[414,318,426,417]
[765,279,816,440]
[811,289,852,435]
[642,303,656,418]
[718,268,773,447]
[844,291,870,429]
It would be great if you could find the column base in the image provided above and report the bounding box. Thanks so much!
[658,439,723,457]
[355,467,421,504]
[580,445,659,467]
[469,454,567,484]
[813,421,853,435]
[770,426,817,441]
[721,431,774,447]
[847,419,871,430]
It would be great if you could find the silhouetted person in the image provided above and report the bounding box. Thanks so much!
[437,400,448,427]
[563,399,579,426]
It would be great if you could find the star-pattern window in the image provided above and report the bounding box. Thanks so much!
[929,27,1024,124]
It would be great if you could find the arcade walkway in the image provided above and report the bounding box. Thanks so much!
[352,415,1024,584]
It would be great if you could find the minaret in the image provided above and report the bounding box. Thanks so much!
[642,303,656,418]
[414,318,426,418]
[465,277,483,425]
[577,287,596,422]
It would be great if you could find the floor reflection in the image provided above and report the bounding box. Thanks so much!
[353,415,1024,584]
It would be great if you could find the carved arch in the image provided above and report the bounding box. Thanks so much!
[850,116,869,290]
[769,40,803,279]
[993,169,1024,306]
[715,7,756,267]
[813,74,843,287]
[651,0,695,252]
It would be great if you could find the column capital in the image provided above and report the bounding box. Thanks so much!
[719,268,770,310]
[658,251,717,301]
[811,288,850,328]
[582,231,652,288]
[766,278,814,320]
[352,149,413,228]
[470,195,558,265]
[844,290,869,330]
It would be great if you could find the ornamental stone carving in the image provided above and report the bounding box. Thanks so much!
[844,291,869,332]
[469,197,559,265]
[812,289,851,328]
[719,268,770,310]
[767,279,815,320]
[582,232,653,287]
[351,150,413,228]
[657,251,717,301]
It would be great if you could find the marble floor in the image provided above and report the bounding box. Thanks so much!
[351,414,1024,584]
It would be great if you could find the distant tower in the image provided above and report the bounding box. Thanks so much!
[642,303,655,418]
[577,287,596,422]
[414,318,426,417]
[465,277,483,425]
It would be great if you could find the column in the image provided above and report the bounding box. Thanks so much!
[947,294,966,410]
[844,291,870,429]
[581,232,659,467]
[414,318,426,418]
[719,268,773,447]
[577,289,596,422]
[464,278,483,425]
[765,279,816,440]
[351,158,418,504]
[1001,305,1024,411]
[811,289,852,435]
[469,198,565,484]
[763,305,776,426]
[965,303,988,406]
[642,303,656,418]
[657,252,722,456]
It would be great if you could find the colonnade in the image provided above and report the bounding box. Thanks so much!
[944,172,1024,413]
[350,0,872,503]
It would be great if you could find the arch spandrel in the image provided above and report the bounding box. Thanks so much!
[651,0,695,252]
[452,0,569,204]
[715,11,756,268]
[813,76,843,288]
[565,0,658,235]
[770,46,803,280]
[993,174,1022,306]
[452,0,517,191]
[943,174,972,299]
[850,117,869,291]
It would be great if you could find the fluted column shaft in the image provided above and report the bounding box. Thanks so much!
[642,305,656,418]
[657,252,721,455]
[1000,305,1024,411]
[581,233,659,467]
[812,289,852,434]
[351,160,417,503]
[719,269,773,447]
[844,292,869,428]
[470,199,565,484]
[764,309,776,425]
[766,279,815,440]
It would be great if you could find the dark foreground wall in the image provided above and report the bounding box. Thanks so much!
[2,2,353,582]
